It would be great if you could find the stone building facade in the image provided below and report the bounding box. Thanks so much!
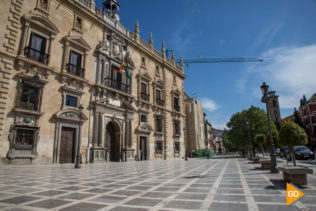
[266,91,281,127]
[0,0,186,164]
[184,94,206,153]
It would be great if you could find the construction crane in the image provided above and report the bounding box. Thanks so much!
[175,57,263,71]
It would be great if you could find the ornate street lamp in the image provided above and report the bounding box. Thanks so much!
[260,82,278,173]
[75,105,84,169]
[183,127,187,161]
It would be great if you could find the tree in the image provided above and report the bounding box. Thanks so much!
[254,134,265,158]
[226,106,275,155]
[279,122,308,166]
[293,107,304,128]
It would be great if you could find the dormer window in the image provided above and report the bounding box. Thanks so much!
[141,57,146,67]
[155,66,160,76]
[24,33,49,64]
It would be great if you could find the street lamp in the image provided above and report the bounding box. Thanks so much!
[183,127,187,161]
[260,82,278,173]
[75,105,84,169]
[247,119,253,160]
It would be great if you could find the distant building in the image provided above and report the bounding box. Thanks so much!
[300,94,316,148]
[185,94,206,153]
[205,121,213,149]
[281,114,294,124]
[212,128,224,154]
[267,91,281,127]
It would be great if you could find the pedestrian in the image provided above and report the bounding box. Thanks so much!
[206,149,210,159]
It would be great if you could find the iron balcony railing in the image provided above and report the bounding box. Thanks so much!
[24,47,49,64]
[156,98,165,106]
[66,63,85,78]
[174,105,180,112]
[104,78,130,93]
[141,92,150,101]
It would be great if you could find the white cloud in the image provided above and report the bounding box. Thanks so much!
[200,98,218,112]
[247,44,316,109]
[251,23,283,50]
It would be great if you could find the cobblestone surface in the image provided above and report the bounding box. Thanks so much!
[0,158,315,210]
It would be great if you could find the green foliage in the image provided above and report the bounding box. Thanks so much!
[222,130,238,151]
[254,134,265,144]
[279,122,308,147]
[225,106,276,150]
[293,107,304,128]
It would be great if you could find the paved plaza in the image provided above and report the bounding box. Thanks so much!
[0,158,315,211]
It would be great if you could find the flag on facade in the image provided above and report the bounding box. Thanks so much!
[119,60,124,74]
[125,64,131,79]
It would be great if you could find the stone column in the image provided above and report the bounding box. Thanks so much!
[19,22,29,56]
[98,113,103,146]
[47,34,54,65]
[83,51,88,77]
[96,57,102,84]
[62,41,69,72]
[92,112,99,147]
[129,119,133,148]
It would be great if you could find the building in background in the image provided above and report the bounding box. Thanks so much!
[0,0,186,164]
[300,94,316,149]
[212,128,224,154]
[266,91,282,128]
[184,94,206,153]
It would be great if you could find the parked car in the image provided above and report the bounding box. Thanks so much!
[293,146,315,160]
[275,148,280,156]
[280,146,292,161]
[280,146,290,158]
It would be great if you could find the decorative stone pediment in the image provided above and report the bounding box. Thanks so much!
[23,14,59,35]
[61,80,84,94]
[64,36,91,51]
[55,108,88,122]
[154,79,164,87]
[137,123,153,134]
[122,101,137,112]
[173,88,181,95]
[124,51,135,69]
[138,72,152,81]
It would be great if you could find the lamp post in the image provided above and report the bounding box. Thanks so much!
[260,82,278,173]
[247,119,253,160]
[75,105,84,169]
[183,127,187,161]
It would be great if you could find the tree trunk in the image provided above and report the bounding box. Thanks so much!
[253,147,256,157]
[260,144,265,159]
[291,147,296,166]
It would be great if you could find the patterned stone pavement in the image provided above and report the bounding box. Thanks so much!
[0,158,315,211]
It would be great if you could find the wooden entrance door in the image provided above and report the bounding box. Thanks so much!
[139,136,147,160]
[59,127,76,164]
[106,122,119,161]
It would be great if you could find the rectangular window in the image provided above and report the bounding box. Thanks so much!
[156,115,163,132]
[140,114,147,123]
[174,96,180,112]
[156,141,163,153]
[25,33,48,64]
[174,142,180,152]
[141,82,149,101]
[156,89,164,106]
[66,95,78,107]
[67,51,83,77]
[39,0,48,9]
[75,16,82,30]
[16,128,35,146]
[174,121,181,135]
[20,84,40,111]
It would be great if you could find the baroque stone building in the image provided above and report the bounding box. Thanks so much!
[184,94,206,153]
[0,0,186,164]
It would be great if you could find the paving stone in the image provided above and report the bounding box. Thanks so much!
[109,206,149,211]
[84,188,113,193]
[254,195,286,203]
[257,204,300,211]
[218,184,243,188]
[112,190,141,196]
[217,188,244,194]
[142,191,173,198]
[60,202,107,211]
[27,199,71,209]
[0,196,41,204]
[59,192,95,200]
[176,193,208,200]
[184,187,211,193]
[153,187,180,192]
[33,190,67,196]
[164,200,202,209]
[208,202,248,211]
[214,194,246,202]
[89,195,127,203]
[124,198,161,206]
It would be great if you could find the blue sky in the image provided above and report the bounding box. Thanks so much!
[96,0,316,129]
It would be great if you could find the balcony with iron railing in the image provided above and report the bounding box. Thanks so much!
[66,63,85,78]
[141,92,150,101]
[104,78,130,94]
[156,98,165,107]
[24,47,49,65]
[174,105,180,112]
